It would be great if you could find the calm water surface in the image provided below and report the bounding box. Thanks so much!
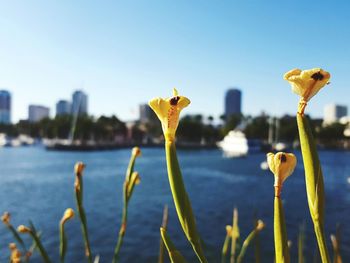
[0,146,350,262]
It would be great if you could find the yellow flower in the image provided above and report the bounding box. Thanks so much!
[17,225,31,233]
[61,208,75,224]
[149,88,190,141]
[267,152,297,197]
[1,211,10,225]
[284,68,330,103]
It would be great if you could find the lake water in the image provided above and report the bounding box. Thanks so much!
[0,146,349,262]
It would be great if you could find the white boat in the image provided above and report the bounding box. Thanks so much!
[217,130,260,157]
[0,133,9,147]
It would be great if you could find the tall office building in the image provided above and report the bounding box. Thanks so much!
[28,105,50,122]
[323,104,348,124]
[139,104,158,124]
[56,100,71,116]
[225,88,242,117]
[0,90,11,124]
[72,90,88,115]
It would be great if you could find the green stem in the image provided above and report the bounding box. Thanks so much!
[230,208,239,263]
[158,205,169,263]
[237,229,259,263]
[165,140,208,263]
[160,227,188,263]
[298,224,305,263]
[29,230,52,263]
[59,222,67,263]
[274,197,290,263]
[221,235,231,263]
[75,175,93,263]
[314,223,330,263]
[297,113,330,263]
[112,203,127,263]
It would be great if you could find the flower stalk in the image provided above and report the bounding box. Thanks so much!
[149,89,207,263]
[2,212,29,262]
[59,208,75,263]
[158,205,169,263]
[18,224,52,263]
[221,225,232,263]
[236,220,265,263]
[113,147,141,263]
[267,152,296,263]
[230,208,239,263]
[74,162,93,263]
[285,67,331,263]
[160,227,188,263]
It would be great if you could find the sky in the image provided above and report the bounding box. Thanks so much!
[0,0,350,122]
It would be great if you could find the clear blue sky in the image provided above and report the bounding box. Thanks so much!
[1,0,349,122]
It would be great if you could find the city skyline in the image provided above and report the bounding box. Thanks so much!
[1,1,350,122]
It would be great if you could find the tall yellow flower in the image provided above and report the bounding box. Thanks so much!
[267,152,297,197]
[284,68,330,114]
[149,88,190,141]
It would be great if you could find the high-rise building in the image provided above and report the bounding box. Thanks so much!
[72,90,88,115]
[28,105,50,122]
[225,88,242,118]
[0,90,11,124]
[323,104,348,124]
[56,100,71,116]
[139,104,158,124]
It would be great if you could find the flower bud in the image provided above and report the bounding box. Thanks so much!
[256,220,265,231]
[17,225,31,233]
[61,208,75,224]
[74,162,85,175]
[1,211,10,225]
[132,147,141,157]
[267,152,297,197]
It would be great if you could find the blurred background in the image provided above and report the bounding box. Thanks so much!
[1,1,350,262]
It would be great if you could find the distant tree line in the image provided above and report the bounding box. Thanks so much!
[0,115,127,141]
[0,113,347,144]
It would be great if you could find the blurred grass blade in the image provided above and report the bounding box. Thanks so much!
[298,224,305,263]
[221,226,231,263]
[297,114,330,262]
[274,197,290,263]
[230,208,239,263]
[158,205,169,263]
[160,227,188,263]
[253,214,261,263]
[236,223,264,263]
[94,255,100,263]
[330,224,343,263]
[165,141,207,263]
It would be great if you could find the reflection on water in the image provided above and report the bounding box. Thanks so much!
[0,147,350,262]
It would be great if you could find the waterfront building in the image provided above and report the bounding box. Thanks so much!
[323,104,348,124]
[72,90,88,115]
[225,88,242,118]
[139,104,158,124]
[0,90,11,124]
[56,100,71,116]
[28,105,50,122]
